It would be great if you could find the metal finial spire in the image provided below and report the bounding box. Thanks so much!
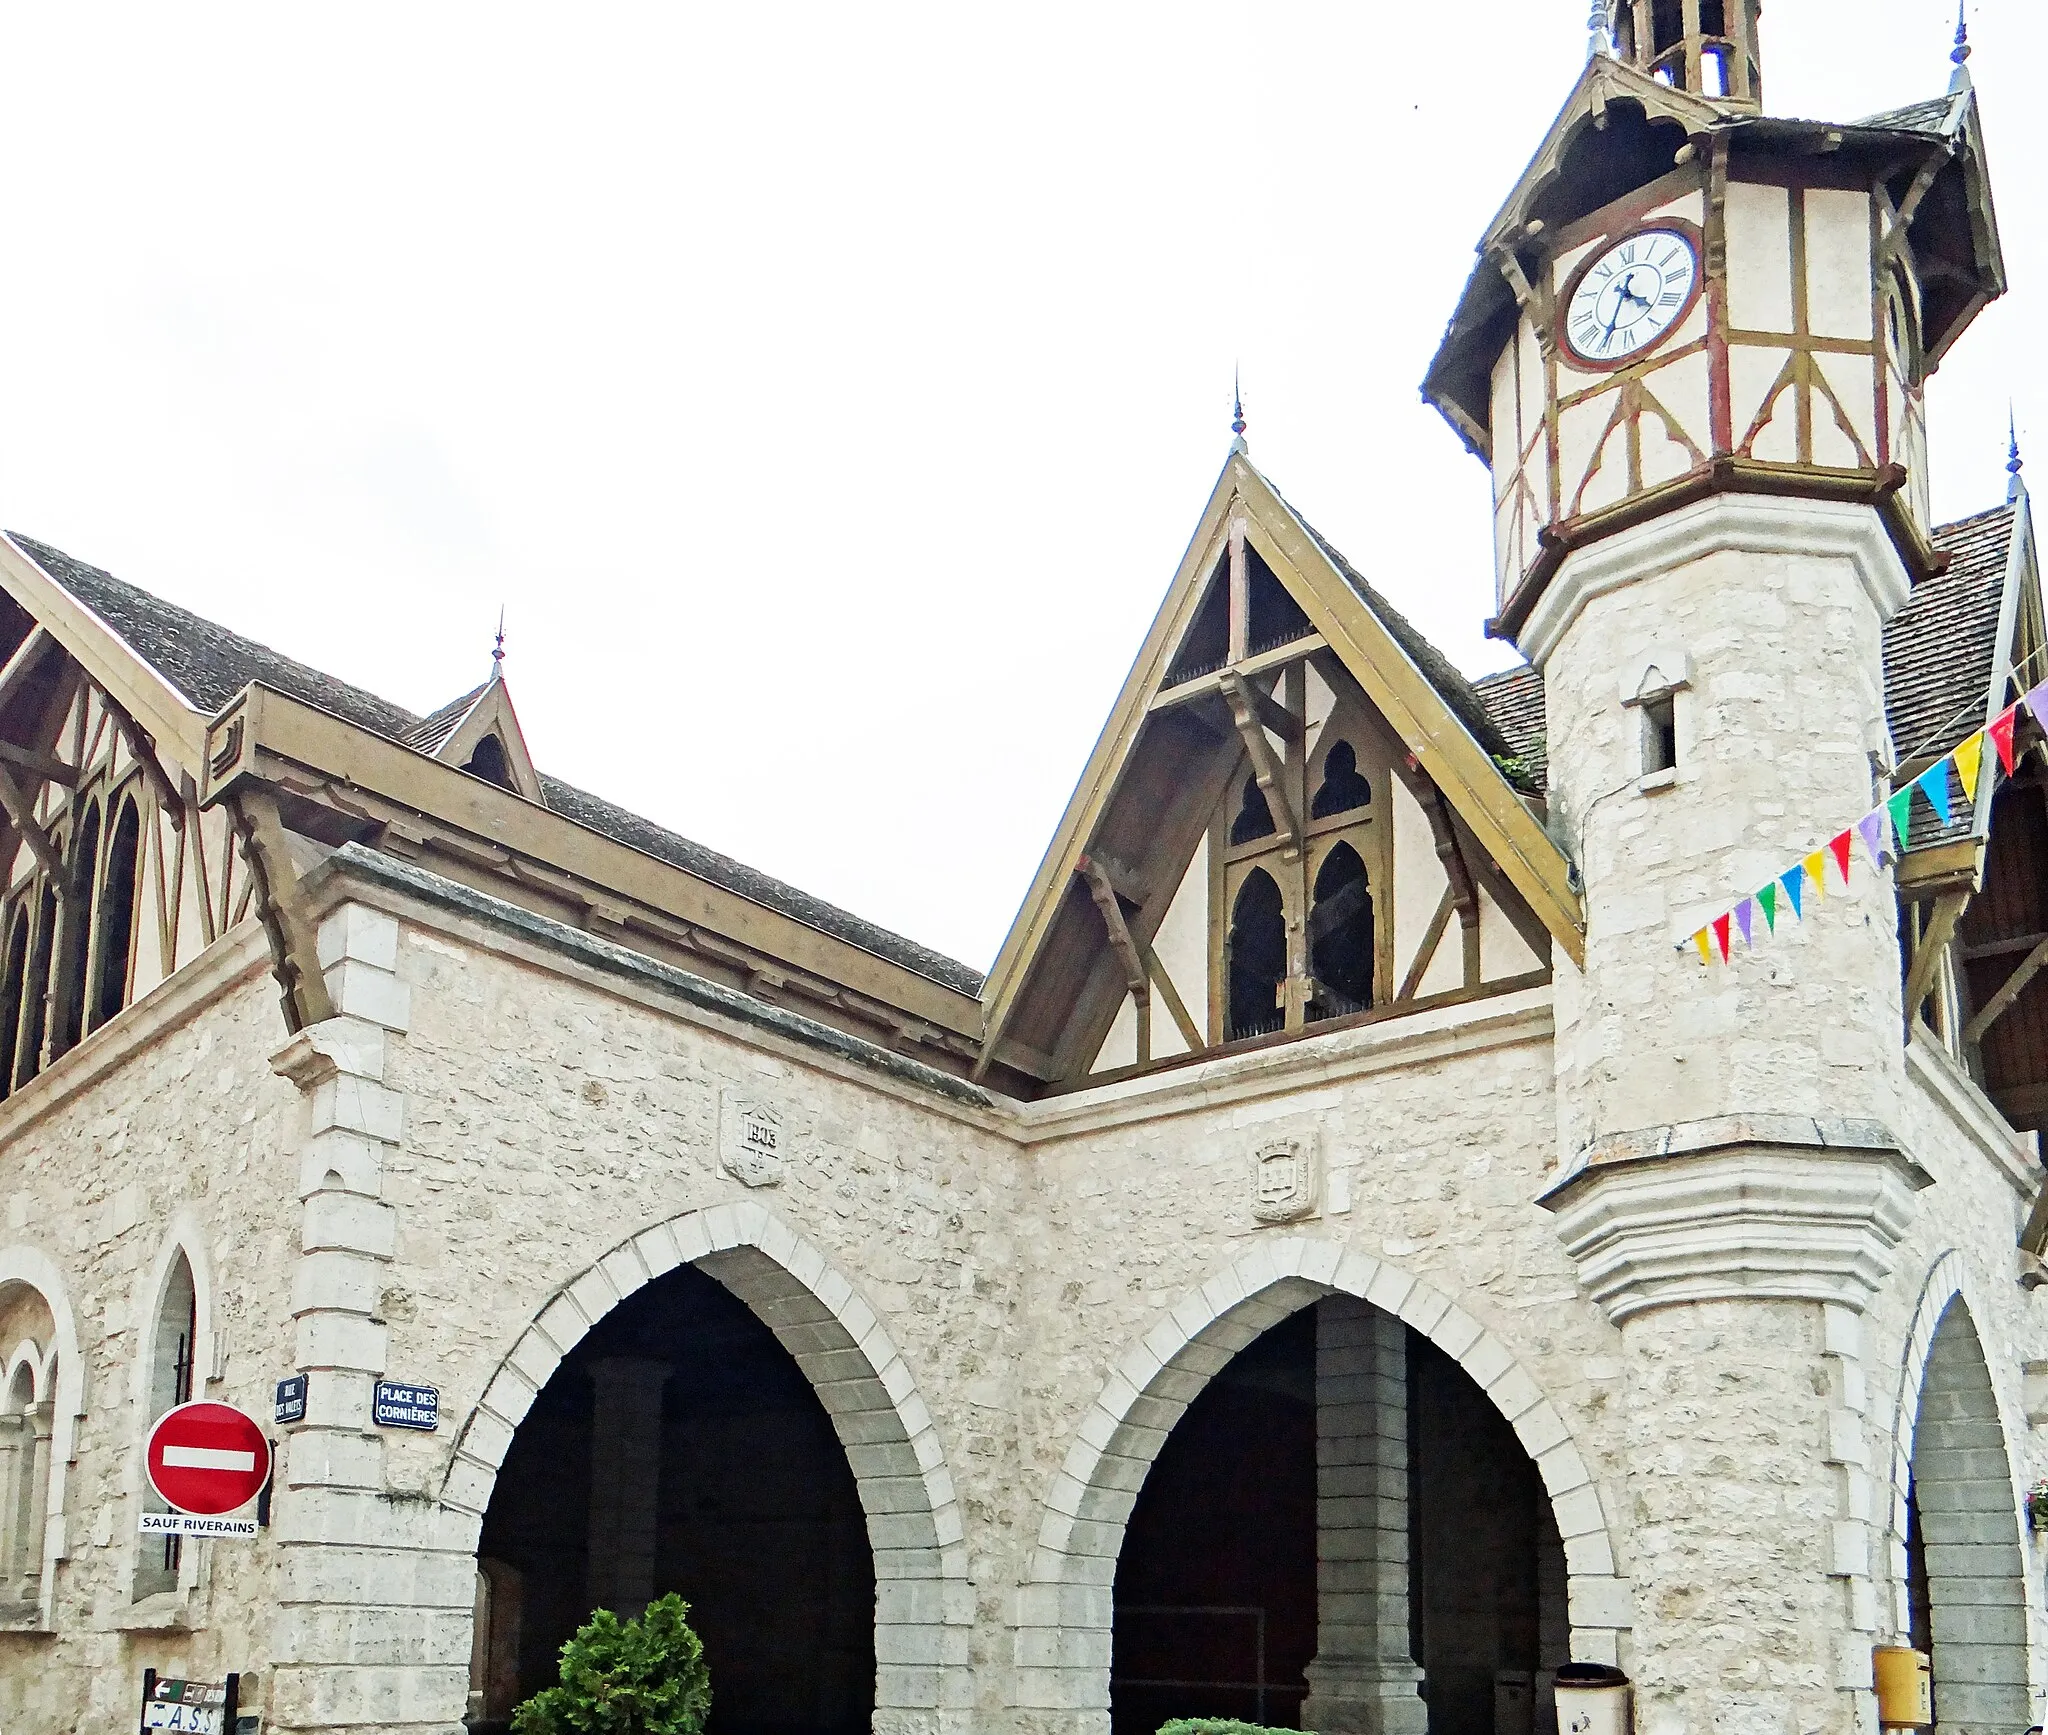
[1588,0,1615,58]
[491,607,506,679]
[1952,0,1971,65]
[2009,409,2025,500]
[1230,371,1247,455]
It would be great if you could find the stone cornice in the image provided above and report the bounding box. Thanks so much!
[1540,1118,1931,1321]
[1521,495,1913,668]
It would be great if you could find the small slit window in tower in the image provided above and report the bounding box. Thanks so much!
[1642,693,1679,777]
[1226,870,1287,1042]
[1308,843,1374,1020]
[1310,741,1373,819]
[1231,775,1278,845]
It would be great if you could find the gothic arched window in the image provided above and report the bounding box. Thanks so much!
[1230,776,1277,846]
[462,734,515,791]
[1310,741,1373,819]
[16,885,56,1089]
[1309,843,1375,1020]
[50,803,100,1062]
[135,1253,197,1600]
[0,911,26,1104]
[1226,870,1287,1041]
[89,798,142,1033]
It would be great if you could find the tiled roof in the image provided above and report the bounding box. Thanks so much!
[1856,95,1958,135]
[1887,503,2015,764]
[3,533,984,995]
[400,683,488,754]
[1473,666,1548,792]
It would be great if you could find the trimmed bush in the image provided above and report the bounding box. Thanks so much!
[510,1593,713,1735]
[1157,1721,1309,1735]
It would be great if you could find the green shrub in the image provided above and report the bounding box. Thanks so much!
[1157,1721,1309,1735]
[510,1593,713,1735]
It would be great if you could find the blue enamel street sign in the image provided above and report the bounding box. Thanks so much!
[373,1380,439,1432]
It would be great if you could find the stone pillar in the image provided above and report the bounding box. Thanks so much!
[1303,1296,1427,1735]
[585,1357,670,1618]
[267,901,477,1732]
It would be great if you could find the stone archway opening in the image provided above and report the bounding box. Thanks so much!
[1905,1300,2029,1735]
[472,1259,876,1735]
[1018,1245,1625,1735]
[1106,1292,1569,1735]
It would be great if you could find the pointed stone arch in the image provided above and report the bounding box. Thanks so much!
[1886,1254,2034,1732]
[441,1201,972,1735]
[1012,1236,1630,1730]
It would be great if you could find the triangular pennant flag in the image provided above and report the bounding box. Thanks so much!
[1828,830,1854,886]
[1954,732,1985,804]
[1858,811,1890,870]
[1780,866,1805,920]
[1918,760,1954,827]
[1693,928,1714,965]
[1735,899,1755,947]
[1990,704,2020,775]
[1887,786,1916,849]
[1804,851,1828,899]
[1759,882,1778,931]
[2027,679,2048,734]
[1712,912,1732,961]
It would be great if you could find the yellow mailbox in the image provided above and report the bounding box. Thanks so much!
[1873,1647,1933,1729]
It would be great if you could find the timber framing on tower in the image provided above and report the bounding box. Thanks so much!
[974,451,1585,1089]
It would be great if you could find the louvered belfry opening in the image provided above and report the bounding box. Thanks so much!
[1619,0,1762,105]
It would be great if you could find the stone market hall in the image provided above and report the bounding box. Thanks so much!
[0,6,2045,1735]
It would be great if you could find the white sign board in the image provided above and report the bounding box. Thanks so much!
[141,1511,260,1540]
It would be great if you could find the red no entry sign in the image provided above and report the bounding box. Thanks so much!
[145,1401,271,1516]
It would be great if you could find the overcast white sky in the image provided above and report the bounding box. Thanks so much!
[0,2,2034,972]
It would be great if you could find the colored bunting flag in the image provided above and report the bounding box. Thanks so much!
[1828,830,1854,886]
[1693,928,1713,965]
[1857,811,1889,870]
[1804,851,1827,899]
[1735,899,1754,946]
[2028,679,2048,734]
[1954,732,1985,803]
[1887,787,1915,849]
[1779,866,1804,920]
[1917,760,1953,826]
[1989,704,2019,775]
[1759,882,1778,931]
[1712,912,1732,961]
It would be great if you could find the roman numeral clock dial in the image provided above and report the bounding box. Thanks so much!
[1562,227,1701,367]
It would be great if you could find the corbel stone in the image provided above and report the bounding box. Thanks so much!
[1539,1116,1930,1320]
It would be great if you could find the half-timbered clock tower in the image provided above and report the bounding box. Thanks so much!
[1426,9,2006,1733]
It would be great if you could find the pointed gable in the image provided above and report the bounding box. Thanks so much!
[977,453,1584,1086]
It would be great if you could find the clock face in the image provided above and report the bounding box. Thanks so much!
[1563,228,1701,366]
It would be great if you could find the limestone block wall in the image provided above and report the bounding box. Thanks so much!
[0,926,303,1734]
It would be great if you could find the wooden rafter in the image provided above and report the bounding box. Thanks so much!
[0,743,76,788]
[0,762,64,887]
[1408,766,1482,989]
[97,682,185,828]
[1963,934,2048,1048]
[1398,887,1459,1003]
[1904,890,1969,1029]
[1078,855,1150,1066]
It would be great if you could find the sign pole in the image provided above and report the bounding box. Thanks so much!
[224,1673,240,1733]
[139,1668,157,1735]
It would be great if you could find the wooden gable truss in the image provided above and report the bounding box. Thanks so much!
[976,453,1584,1089]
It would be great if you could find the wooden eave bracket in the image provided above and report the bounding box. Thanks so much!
[1218,673,1303,857]
[0,761,64,889]
[1076,854,1203,1061]
[231,784,342,1031]
[1903,887,1969,1028]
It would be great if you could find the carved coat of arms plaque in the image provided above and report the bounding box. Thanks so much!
[1251,1136,1319,1223]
